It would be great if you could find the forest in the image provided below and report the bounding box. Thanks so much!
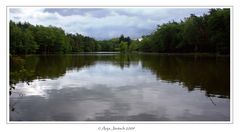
[10,8,230,55]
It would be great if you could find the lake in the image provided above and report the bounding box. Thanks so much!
[10,53,230,121]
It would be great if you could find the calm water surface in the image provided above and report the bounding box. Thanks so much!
[10,54,230,121]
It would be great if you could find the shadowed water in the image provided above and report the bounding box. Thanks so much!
[10,54,230,121]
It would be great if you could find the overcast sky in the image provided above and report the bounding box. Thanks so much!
[9,8,210,40]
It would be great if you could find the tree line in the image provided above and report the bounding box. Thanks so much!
[10,8,230,55]
[138,8,230,54]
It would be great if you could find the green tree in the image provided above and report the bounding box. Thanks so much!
[129,40,139,51]
[119,41,128,52]
[10,21,38,54]
[207,9,230,54]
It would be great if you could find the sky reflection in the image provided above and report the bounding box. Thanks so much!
[10,61,230,121]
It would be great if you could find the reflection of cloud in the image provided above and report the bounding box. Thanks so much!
[14,63,157,97]
[9,8,210,40]
[13,80,46,97]
[10,63,230,121]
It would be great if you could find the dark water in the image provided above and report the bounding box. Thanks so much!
[10,54,230,121]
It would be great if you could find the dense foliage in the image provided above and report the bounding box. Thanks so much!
[10,21,133,54]
[138,8,230,54]
[10,8,230,55]
[10,21,96,54]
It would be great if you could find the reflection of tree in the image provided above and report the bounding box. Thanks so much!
[10,56,36,95]
[141,54,230,98]
[112,54,138,69]
[34,55,69,79]
[10,54,230,98]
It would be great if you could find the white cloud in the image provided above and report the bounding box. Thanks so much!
[9,7,210,40]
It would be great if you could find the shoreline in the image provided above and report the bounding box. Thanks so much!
[10,52,230,57]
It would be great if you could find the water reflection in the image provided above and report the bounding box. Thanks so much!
[10,54,230,121]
